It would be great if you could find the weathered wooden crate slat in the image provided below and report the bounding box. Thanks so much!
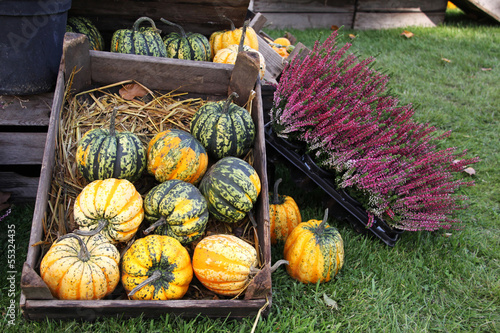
[20,33,271,320]
[69,0,251,43]
[0,94,53,202]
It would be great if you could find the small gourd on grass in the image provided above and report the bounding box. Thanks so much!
[199,157,261,224]
[66,16,105,51]
[111,16,167,57]
[73,178,144,244]
[40,233,120,300]
[147,128,208,185]
[190,92,255,159]
[269,178,302,244]
[284,209,344,284]
[160,18,211,61]
[121,235,193,300]
[76,106,146,183]
[209,17,258,60]
[143,179,209,245]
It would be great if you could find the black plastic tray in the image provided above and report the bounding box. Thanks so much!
[265,123,403,247]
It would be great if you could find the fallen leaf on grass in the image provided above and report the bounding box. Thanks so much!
[323,293,340,310]
[331,25,339,31]
[348,34,356,39]
[463,167,476,176]
[119,83,149,100]
[400,30,414,38]
[481,68,492,71]
[441,57,452,63]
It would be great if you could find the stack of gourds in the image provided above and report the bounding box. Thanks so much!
[40,90,263,300]
[67,16,266,79]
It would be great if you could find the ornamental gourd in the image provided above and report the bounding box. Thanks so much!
[192,234,257,296]
[111,16,167,57]
[269,178,302,244]
[160,18,211,61]
[121,235,193,300]
[143,179,209,245]
[209,17,258,60]
[66,16,105,51]
[147,128,208,184]
[40,233,120,300]
[190,92,255,159]
[73,178,144,244]
[76,107,146,183]
[199,157,261,223]
[212,21,265,79]
[284,209,344,284]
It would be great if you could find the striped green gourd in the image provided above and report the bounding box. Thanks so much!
[110,17,167,57]
[199,157,261,223]
[76,107,146,183]
[147,128,208,185]
[66,16,105,51]
[143,179,209,245]
[160,18,211,61]
[190,92,255,159]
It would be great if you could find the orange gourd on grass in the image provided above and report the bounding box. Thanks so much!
[269,178,302,244]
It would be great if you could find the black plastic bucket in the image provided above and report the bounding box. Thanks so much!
[0,0,72,95]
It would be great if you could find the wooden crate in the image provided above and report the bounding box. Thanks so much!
[20,33,271,320]
[251,0,448,29]
[0,94,52,202]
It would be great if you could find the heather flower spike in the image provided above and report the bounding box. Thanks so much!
[271,31,479,231]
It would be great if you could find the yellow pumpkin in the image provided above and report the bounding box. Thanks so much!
[74,178,144,244]
[209,18,258,60]
[273,37,291,47]
[40,233,120,300]
[213,44,266,79]
[283,209,344,284]
[192,234,258,296]
[121,235,193,300]
[269,178,302,244]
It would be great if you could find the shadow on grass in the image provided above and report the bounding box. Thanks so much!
[444,7,500,27]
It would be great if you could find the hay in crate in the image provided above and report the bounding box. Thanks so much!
[41,79,259,276]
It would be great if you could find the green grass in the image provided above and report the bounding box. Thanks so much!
[1,9,499,332]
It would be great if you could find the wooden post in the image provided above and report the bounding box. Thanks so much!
[228,51,261,106]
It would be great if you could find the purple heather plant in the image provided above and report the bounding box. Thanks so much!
[270,31,479,231]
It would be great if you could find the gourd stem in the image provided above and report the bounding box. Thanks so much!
[238,20,249,53]
[247,210,258,228]
[249,260,289,275]
[128,270,162,297]
[318,208,329,231]
[109,107,118,137]
[74,219,108,237]
[133,16,160,33]
[57,233,91,262]
[143,217,167,235]
[160,18,187,38]
[223,92,239,114]
[272,178,283,205]
[221,15,236,31]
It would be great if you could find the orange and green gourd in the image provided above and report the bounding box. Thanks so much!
[121,235,193,300]
[76,107,146,183]
[283,209,344,284]
[66,16,105,51]
[192,234,257,296]
[143,179,209,245]
[147,128,208,184]
[199,157,261,223]
[73,178,144,244]
[161,18,211,61]
[269,178,302,244]
[40,233,120,300]
[190,92,255,159]
[110,16,167,57]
